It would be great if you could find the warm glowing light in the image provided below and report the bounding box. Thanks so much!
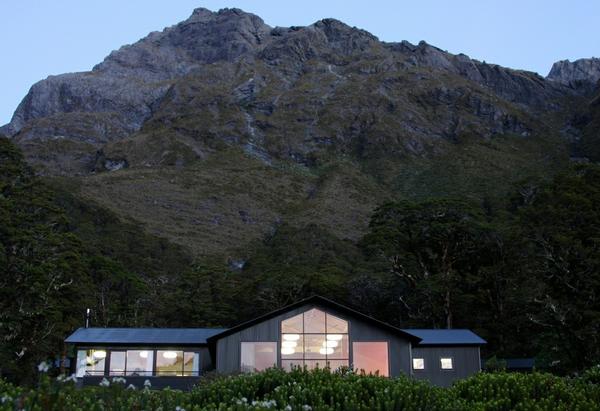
[282,341,297,348]
[283,334,300,341]
[281,347,296,355]
[139,351,149,358]
[319,347,334,355]
[92,350,107,359]
[326,334,343,341]
[322,340,338,348]
[162,351,178,359]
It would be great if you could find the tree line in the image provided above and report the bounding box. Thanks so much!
[1,136,599,383]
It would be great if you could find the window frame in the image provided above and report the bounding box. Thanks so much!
[440,356,454,370]
[280,308,350,370]
[76,347,201,377]
[76,349,108,377]
[352,341,390,377]
[412,357,425,371]
[240,341,278,373]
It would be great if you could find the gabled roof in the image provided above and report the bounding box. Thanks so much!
[65,327,226,346]
[402,329,487,346]
[207,295,422,344]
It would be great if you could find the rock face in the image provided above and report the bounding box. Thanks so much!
[0,7,593,176]
[547,58,600,89]
[4,6,598,255]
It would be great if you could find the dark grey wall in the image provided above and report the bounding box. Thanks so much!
[80,376,201,390]
[215,303,413,376]
[411,346,481,387]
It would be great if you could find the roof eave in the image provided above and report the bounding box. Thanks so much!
[207,295,422,344]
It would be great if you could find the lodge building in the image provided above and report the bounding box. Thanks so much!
[65,296,486,388]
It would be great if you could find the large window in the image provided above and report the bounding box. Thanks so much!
[126,350,154,376]
[352,342,389,377]
[109,351,126,376]
[281,308,349,370]
[240,342,277,373]
[77,348,199,377]
[156,350,200,376]
[76,349,106,377]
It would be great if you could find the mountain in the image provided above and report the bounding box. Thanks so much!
[2,7,600,257]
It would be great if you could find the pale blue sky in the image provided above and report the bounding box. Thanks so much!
[1,0,598,126]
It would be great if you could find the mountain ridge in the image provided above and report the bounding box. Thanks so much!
[1,7,599,256]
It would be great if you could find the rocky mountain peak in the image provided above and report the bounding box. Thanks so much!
[547,57,600,89]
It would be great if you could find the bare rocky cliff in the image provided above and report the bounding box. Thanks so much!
[2,7,596,175]
[547,57,600,89]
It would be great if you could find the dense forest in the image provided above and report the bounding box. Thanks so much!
[1,135,599,384]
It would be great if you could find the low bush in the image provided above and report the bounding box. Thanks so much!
[1,366,599,410]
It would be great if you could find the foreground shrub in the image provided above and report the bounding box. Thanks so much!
[1,367,600,410]
[451,371,600,410]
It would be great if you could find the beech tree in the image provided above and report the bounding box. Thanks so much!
[363,199,499,329]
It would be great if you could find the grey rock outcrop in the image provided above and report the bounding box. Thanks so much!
[0,7,591,175]
[2,8,272,139]
[547,58,600,89]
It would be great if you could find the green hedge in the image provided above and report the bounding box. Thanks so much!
[1,367,599,411]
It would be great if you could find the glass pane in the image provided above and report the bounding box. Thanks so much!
[126,350,153,376]
[441,358,453,369]
[77,350,106,377]
[156,350,184,376]
[353,342,389,377]
[282,313,303,333]
[184,352,199,376]
[76,350,87,377]
[109,351,126,376]
[281,335,304,359]
[240,342,277,373]
[304,309,326,333]
[413,358,425,370]
[304,334,327,359]
[326,359,349,371]
[327,334,349,359]
[326,313,348,333]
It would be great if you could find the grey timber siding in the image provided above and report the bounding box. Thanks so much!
[215,303,413,376]
[411,346,481,387]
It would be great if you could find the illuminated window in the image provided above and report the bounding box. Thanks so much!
[413,358,425,370]
[240,342,277,373]
[126,350,154,376]
[76,349,106,377]
[183,352,199,376]
[280,308,349,370]
[440,357,453,370]
[353,342,389,377]
[156,350,184,376]
[109,351,126,376]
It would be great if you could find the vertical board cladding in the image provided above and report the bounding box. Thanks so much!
[411,346,481,387]
[215,303,413,376]
[198,346,214,372]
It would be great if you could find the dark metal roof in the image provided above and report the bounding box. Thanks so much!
[402,329,487,346]
[207,295,423,344]
[65,327,226,346]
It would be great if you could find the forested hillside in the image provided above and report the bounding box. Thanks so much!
[2,136,600,383]
[1,7,600,384]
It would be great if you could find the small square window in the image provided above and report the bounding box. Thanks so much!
[412,358,425,370]
[440,357,453,369]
